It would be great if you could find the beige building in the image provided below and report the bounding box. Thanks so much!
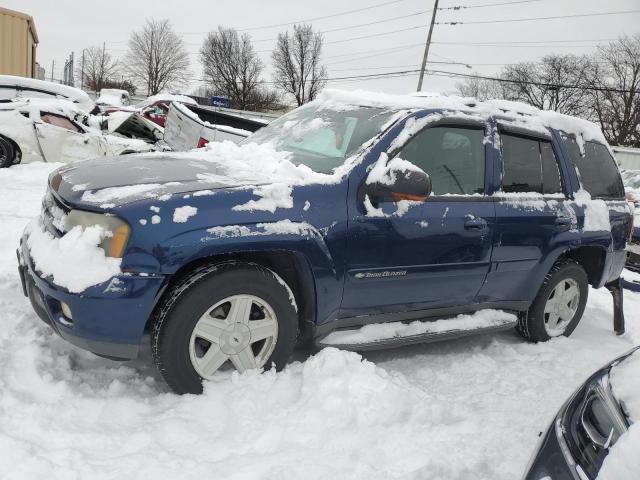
[0,6,39,78]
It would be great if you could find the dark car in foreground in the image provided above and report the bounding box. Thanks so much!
[18,90,633,394]
[523,346,639,480]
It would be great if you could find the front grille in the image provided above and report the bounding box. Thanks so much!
[41,189,68,236]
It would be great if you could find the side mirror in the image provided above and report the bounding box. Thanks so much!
[365,160,432,204]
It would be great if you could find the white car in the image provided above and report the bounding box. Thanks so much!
[96,89,131,110]
[0,99,154,167]
[0,75,96,113]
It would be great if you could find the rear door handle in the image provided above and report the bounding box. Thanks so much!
[464,218,487,230]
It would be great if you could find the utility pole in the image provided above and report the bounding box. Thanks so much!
[416,0,439,92]
[51,60,54,82]
[81,49,85,90]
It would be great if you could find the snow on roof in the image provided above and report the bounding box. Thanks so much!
[316,88,608,146]
[140,93,197,107]
[0,75,94,112]
[0,97,87,119]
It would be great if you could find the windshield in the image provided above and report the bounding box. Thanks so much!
[243,103,395,173]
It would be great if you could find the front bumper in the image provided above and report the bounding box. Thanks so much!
[18,236,166,360]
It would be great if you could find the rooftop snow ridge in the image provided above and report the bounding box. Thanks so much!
[317,89,607,145]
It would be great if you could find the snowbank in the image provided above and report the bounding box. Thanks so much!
[24,219,121,293]
[596,423,640,480]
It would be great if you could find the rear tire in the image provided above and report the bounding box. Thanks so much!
[151,262,299,394]
[517,260,588,342]
[0,136,15,168]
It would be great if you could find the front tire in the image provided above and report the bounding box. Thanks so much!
[517,260,588,342]
[0,136,15,168]
[151,262,298,394]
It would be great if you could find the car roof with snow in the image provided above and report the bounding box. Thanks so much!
[0,97,88,117]
[317,89,608,146]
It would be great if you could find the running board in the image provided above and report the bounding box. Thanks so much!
[318,309,518,351]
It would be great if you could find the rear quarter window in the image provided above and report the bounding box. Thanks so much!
[561,135,624,199]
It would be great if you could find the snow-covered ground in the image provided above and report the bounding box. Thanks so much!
[0,163,638,480]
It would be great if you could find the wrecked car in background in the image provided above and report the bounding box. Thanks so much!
[622,170,640,270]
[164,101,270,150]
[104,93,198,128]
[96,88,131,111]
[0,74,96,114]
[0,99,156,167]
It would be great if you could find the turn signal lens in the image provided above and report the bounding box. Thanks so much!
[197,137,210,148]
[107,223,131,258]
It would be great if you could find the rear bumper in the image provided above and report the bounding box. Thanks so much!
[18,237,166,360]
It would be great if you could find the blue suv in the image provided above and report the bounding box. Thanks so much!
[18,93,633,394]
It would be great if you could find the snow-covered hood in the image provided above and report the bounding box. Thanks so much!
[52,154,260,208]
[52,140,337,209]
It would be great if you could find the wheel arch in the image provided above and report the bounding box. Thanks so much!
[555,245,608,287]
[148,250,318,341]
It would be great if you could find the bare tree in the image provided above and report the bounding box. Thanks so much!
[200,27,265,110]
[76,45,118,92]
[499,54,591,117]
[455,75,506,101]
[125,19,190,95]
[272,24,327,106]
[584,35,640,147]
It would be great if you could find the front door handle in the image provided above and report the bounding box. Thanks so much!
[464,217,487,230]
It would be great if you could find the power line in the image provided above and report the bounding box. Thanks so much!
[251,10,429,43]
[225,68,638,94]
[236,0,408,32]
[437,9,640,25]
[324,25,425,45]
[432,38,616,46]
[438,0,542,10]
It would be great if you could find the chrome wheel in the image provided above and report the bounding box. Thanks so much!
[544,278,580,337]
[189,294,278,379]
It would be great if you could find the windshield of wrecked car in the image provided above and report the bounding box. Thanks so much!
[243,103,395,174]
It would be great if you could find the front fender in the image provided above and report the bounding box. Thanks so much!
[157,221,336,275]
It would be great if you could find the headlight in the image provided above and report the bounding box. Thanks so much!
[558,372,629,479]
[64,210,131,258]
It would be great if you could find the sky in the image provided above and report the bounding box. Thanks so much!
[4,0,640,98]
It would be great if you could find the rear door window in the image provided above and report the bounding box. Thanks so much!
[561,135,624,198]
[501,134,564,195]
[501,134,542,193]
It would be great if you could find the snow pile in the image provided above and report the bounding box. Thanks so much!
[81,183,164,205]
[574,190,611,232]
[366,153,425,186]
[232,184,293,213]
[203,220,315,241]
[596,424,640,480]
[322,309,517,345]
[173,206,197,223]
[610,350,640,422]
[596,351,640,480]
[24,220,121,293]
[138,93,197,108]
